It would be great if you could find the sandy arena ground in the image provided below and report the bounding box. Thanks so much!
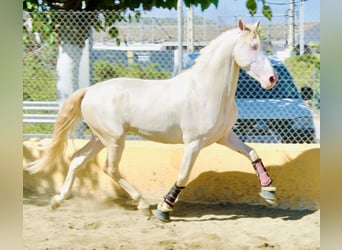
[23,188,320,250]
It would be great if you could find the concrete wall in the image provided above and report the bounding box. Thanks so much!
[23,139,320,210]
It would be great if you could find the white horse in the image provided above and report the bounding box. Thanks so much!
[26,18,278,222]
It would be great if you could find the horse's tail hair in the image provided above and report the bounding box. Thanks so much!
[25,88,88,174]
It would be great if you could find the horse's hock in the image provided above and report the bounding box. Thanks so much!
[23,138,320,211]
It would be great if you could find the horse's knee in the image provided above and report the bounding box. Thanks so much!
[69,155,87,173]
[103,166,120,181]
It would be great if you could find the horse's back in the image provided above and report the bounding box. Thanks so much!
[83,77,182,111]
[80,77,186,143]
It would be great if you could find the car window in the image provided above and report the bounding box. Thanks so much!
[235,66,301,99]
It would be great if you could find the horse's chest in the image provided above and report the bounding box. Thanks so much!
[190,101,238,145]
[212,104,238,134]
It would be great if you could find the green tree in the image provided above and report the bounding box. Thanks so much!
[23,0,271,16]
[23,0,273,47]
[285,53,320,110]
[23,0,272,103]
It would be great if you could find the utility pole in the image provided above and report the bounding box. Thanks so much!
[187,4,194,52]
[288,0,295,52]
[299,0,305,55]
[177,0,183,73]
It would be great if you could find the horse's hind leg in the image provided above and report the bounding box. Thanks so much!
[103,136,150,216]
[217,132,276,204]
[50,136,104,209]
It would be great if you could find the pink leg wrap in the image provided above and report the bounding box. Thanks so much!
[252,159,272,187]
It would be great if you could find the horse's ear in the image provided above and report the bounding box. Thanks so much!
[237,18,245,31]
[254,19,261,30]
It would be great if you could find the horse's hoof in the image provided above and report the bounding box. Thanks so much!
[50,196,60,210]
[264,198,277,205]
[259,187,277,206]
[152,209,170,222]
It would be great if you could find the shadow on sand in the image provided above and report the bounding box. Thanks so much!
[170,200,316,222]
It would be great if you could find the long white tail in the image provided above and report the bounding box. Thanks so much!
[25,88,88,174]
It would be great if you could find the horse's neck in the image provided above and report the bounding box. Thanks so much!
[188,30,240,102]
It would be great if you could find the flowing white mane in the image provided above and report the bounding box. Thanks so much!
[191,28,241,71]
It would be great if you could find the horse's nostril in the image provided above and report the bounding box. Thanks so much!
[271,72,279,84]
[269,76,276,84]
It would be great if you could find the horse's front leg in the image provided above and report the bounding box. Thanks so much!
[153,140,201,222]
[217,132,276,204]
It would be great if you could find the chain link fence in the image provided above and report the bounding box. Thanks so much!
[23,10,320,143]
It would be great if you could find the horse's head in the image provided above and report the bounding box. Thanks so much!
[233,18,278,89]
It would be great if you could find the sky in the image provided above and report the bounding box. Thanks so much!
[141,0,320,24]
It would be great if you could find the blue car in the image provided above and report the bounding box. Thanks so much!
[183,53,316,143]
